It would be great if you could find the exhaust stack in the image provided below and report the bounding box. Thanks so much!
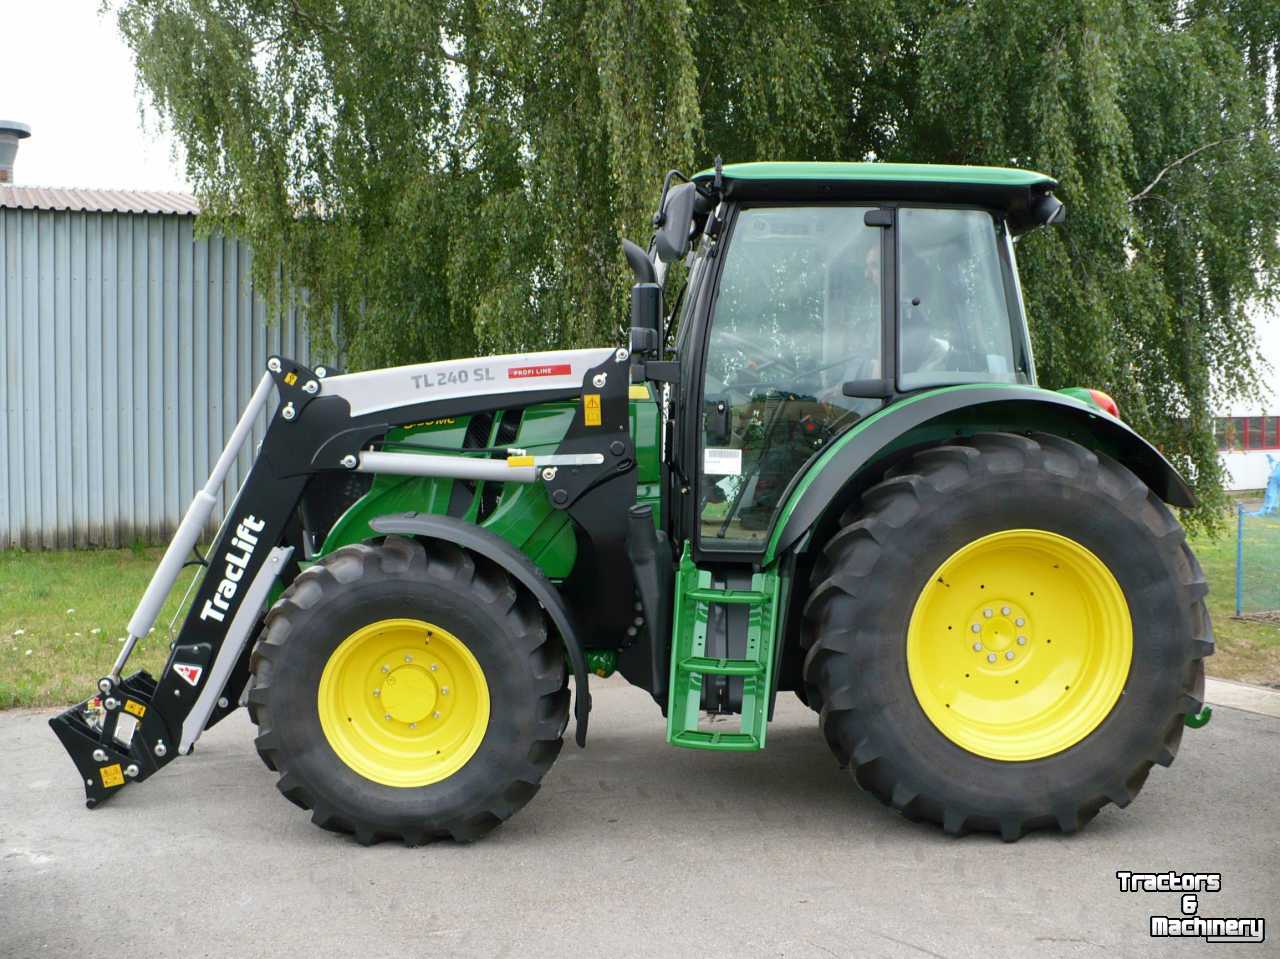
[0,121,31,184]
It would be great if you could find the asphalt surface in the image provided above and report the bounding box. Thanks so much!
[2,678,1277,959]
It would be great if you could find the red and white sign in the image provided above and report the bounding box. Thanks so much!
[507,363,572,380]
[173,663,203,687]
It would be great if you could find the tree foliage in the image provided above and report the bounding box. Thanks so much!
[118,0,1279,526]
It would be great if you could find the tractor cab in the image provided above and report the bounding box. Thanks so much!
[629,161,1063,554]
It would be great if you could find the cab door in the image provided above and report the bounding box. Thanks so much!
[692,204,890,553]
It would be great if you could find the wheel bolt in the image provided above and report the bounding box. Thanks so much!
[1017,636,1027,645]
[430,664,438,671]
[983,608,993,618]
[441,687,449,695]
[972,642,983,652]
[987,653,997,663]
[404,655,413,663]
[1001,606,1011,616]
[372,688,380,696]
[971,624,981,634]
[432,711,441,719]
[381,664,390,673]
[1015,617,1025,627]
[384,713,393,721]
[409,723,417,729]
[1005,651,1015,660]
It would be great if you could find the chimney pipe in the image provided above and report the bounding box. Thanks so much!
[0,121,32,184]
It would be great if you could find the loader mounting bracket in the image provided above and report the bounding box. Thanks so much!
[48,671,175,808]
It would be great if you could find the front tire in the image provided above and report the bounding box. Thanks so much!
[801,432,1211,840]
[248,536,568,845]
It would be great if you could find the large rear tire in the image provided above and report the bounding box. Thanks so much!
[801,432,1211,840]
[248,535,568,845]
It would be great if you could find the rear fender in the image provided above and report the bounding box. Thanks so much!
[764,385,1195,563]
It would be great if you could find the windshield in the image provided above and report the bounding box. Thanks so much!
[897,208,1030,389]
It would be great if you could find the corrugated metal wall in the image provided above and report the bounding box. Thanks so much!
[0,208,317,548]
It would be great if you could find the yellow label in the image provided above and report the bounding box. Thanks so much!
[124,699,146,718]
[99,764,124,788]
[629,384,651,400]
[507,455,534,467]
[584,394,602,427]
[284,371,298,386]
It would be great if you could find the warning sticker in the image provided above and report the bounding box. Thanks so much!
[173,663,203,687]
[100,763,124,788]
[124,699,146,718]
[583,394,602,427]
[703,447,743,476]
[508,363,572,379]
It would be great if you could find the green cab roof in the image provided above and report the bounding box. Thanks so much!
[692,161,1059,230]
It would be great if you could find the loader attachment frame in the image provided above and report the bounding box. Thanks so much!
[51,346,637,807]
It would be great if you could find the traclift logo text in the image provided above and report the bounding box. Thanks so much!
[1118,871,1266,944]
[198,515,267,624]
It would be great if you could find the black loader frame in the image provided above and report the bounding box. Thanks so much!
[51,350,638,807]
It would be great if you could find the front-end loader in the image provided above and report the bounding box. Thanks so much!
[52,160,1213,843]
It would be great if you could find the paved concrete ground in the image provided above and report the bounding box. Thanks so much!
[2,679,1276,959]
[1207,676,1280,719]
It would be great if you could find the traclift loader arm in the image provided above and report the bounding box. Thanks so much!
[51,347,636,806]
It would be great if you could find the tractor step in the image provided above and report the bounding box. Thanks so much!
[666,543,782,751]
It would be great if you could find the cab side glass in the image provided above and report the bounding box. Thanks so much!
[897,208,1028,390]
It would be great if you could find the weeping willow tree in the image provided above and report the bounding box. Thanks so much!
[118,0,1279,526]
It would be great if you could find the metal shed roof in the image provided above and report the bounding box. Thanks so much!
[0,185,199,215]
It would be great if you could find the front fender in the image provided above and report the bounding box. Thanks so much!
[764,384,1195,563]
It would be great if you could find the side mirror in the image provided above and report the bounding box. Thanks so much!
[629,282,662,357]
[654,182,697,263]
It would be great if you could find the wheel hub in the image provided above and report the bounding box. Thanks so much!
[380,662,438,724]
[969,601,1028,659]
[317,618,489,787]
[907,530,1133,761]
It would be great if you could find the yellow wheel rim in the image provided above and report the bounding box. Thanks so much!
[907,530,1132,761]
[317,618,489,787]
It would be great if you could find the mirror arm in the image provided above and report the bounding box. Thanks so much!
[653,170,690,227]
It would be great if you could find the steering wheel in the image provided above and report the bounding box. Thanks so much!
[726,349,881,404]
[715,331,800,385]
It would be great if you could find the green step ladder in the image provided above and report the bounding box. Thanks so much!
[666,542,783,751]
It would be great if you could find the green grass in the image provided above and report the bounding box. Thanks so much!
[0,546,195,708]
[1,511,1278,708]
[1186,505,1280,686]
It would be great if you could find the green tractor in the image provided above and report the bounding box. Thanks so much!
[52,161,1212,843]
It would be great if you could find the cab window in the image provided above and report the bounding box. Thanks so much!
[897,208,1029,389]
[699,206,881,545]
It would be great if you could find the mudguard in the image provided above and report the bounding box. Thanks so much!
[368,512,592,746]
[764,384,1196,563]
